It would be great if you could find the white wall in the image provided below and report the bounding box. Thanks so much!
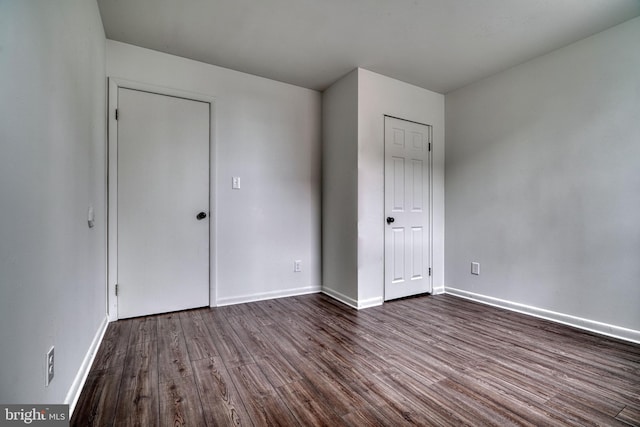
[322,70,359,304]
[0,0,107,404]
[445,17,640,338]
[358,69,445,305]
[106,41,322,307]
[322,68,445,308]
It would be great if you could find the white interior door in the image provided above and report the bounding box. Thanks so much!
[384,116,431,301]
[117,88,210,318]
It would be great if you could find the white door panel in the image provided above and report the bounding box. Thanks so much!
[384,116,431,300]
[117,88,210,318]
[392,228,405,282]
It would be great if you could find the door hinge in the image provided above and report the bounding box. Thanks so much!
[429,268,432,276]
[115,109,119,120]
[115,284,119,296]
[428,142,431,152]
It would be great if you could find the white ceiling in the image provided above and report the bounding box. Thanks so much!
[97,0,640,93]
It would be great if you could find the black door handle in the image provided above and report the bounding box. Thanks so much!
[386,217,395,224]
[196,212,207,220]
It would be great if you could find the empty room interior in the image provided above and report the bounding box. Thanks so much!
[1,0,639,425]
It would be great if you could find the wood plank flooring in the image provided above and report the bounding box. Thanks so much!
[71,293,640,426]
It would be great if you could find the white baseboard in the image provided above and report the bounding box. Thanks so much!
[322,287,383,310]
[66,315,109,416]
[322,287,358,309]
[215,285,321,307]
[357,296,384,309]
[445,287,640,344]
[432,286,445,295]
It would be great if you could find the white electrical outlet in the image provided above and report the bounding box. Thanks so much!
[46,346,54,386]
[471,262,480,275]
[294,260,302,272]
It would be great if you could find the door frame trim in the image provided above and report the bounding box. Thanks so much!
[107,78,217,321]
[383,115,434,301]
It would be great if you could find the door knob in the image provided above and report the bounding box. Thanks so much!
[196,212,207,220]
[386,217,395,224]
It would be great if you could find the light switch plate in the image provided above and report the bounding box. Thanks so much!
[232,176,241,189]
[87,205,95,228]
[471,262,480,275]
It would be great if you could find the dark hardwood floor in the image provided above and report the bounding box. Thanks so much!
[71,293,640,426]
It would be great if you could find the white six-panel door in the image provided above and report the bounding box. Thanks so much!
[117,88,210,318]
[384,116,431,301]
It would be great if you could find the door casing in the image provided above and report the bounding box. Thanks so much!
[383,115,433,301]
[107,78,217,320]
